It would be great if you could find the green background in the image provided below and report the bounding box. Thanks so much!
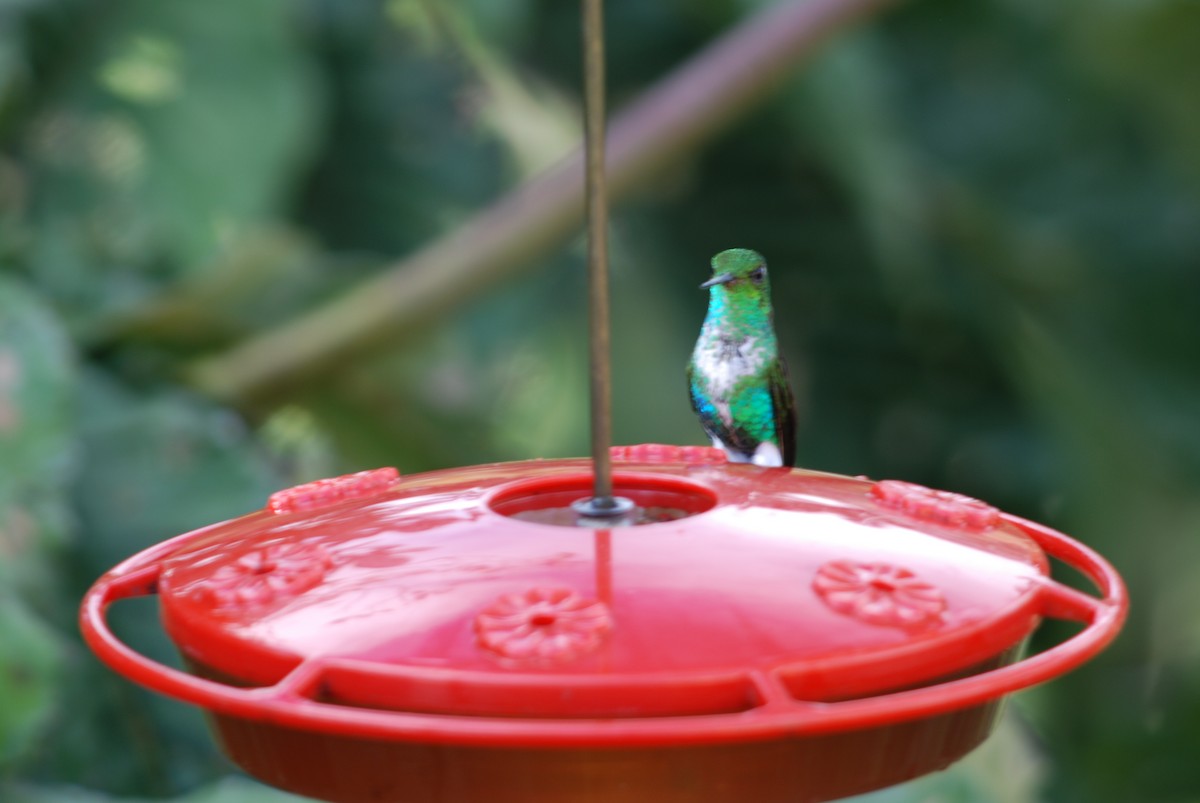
[1,0,1196,800]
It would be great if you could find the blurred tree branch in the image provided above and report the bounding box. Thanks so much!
[188,0,897,404]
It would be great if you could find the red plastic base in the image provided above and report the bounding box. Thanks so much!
[209,700,1001,803]
[80,453,1126,803]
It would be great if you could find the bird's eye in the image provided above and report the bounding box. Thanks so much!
[750,265,766,283]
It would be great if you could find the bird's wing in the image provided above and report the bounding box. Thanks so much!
[769,362,798,468]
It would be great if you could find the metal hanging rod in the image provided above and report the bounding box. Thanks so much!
[574,0,631,520]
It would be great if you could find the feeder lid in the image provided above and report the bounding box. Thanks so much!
[151,449,1064,723]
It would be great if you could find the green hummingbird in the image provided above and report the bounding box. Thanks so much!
[687,248,797,467]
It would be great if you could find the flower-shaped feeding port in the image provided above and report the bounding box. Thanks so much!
[813,560,946,629]
[268,467,399,514]
[871,479,1000,532]
[192,542,333,611]
[475,587,612,661]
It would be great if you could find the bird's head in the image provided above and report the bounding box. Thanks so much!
[701,248,772,311]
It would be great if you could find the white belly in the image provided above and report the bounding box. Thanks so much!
[693,333,771,396]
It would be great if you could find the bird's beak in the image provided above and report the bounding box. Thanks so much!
[700,272,735,289]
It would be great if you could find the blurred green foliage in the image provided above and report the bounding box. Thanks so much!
[0,0,1197,800]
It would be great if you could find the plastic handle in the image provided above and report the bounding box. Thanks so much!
[80,512,1126,749]
[742,512,1127,732]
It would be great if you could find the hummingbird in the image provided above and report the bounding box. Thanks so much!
[687,248,797,467]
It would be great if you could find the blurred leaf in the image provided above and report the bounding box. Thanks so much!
[258,404,339,485]
[0,277,75,609]
[1062,0,1200,182]
[398,0,579,178]
[0,276,74,487]
[610,239,705,450]
[21,0,321,332]
[95,226,322,351]
[172,776,311,803]
[0,22,22,112]
[102,0,321,263]
[28,374,287,795]
[0,594,64,769]
[295,0,505,255]
[786,31,935,296]
[456,0,535,51]
[29,640,226,796]
[73,373,282,575]
[6,776,310,802]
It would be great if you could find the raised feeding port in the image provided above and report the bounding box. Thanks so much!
[487,473,717,527]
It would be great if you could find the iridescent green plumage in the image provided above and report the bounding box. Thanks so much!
[687,249,796,467]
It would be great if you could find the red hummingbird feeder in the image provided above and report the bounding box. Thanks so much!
[81,448,1126,803]
[80,2,1126,800]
